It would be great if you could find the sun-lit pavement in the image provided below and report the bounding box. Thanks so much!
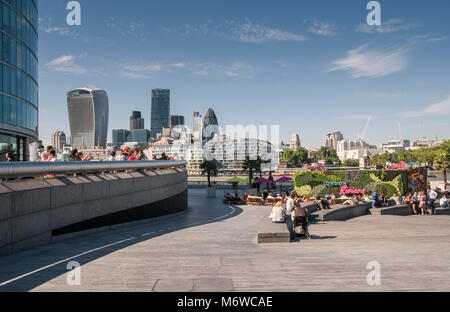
[1,188,450,292]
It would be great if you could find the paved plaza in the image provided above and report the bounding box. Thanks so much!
[1,188,450,292]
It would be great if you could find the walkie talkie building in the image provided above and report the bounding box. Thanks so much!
[67,88,109,149]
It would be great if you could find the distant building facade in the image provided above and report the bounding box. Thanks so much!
[112,129,130,147]
[324,131,344,150]
[131,129,151,144]
[290,133,301,150]
[67,88,109,149]
[130,111,145,132]
[51,131,67,152]
[151,89,170,138]
[171,115,185,128]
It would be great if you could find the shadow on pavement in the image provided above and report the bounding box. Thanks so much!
[0,189,243,292]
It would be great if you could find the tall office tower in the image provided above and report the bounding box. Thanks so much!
[324,131,344,150]
[290,133,301,150]
[192,111,202,142]
[0,0,39,161]
[130,111,145,132]
[67,87,109,149]
[51,131,67,152]
[202,108,219,141]
[151,89,170,138]
[171,115,185,128]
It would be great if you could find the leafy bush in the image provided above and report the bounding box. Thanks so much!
[295,185,312,196]
[310,185,327,197]
[365,182,379,194]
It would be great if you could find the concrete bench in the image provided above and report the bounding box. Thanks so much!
[311,202,373,222]
[257,213,291,243]
[435,207,450,215]
[369,204,412,216]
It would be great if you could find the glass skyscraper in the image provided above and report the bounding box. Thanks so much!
[151,89,170,139]
[0,0,39,161]
[67,87,109,150]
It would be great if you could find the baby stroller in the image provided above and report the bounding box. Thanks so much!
[292,206,310,239]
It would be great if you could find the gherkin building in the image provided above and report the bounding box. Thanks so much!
[202,108,219,141]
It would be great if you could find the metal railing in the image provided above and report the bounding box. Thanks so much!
[0,160,187,179]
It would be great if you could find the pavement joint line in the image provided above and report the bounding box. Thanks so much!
[0,237,136,287]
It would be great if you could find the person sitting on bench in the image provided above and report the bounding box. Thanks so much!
[343,196,359,205]
[391,193,402,205]
[318,196,331,210]
[369,191,380,208]
[269,201,286,223]
[440,193,449,208]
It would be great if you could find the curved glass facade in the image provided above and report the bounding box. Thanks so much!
[0,0,38,160]
[67,88,109,149]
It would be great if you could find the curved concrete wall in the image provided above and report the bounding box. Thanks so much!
[0,168,187,257]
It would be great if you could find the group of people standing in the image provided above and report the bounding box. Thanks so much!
[40,146,59,162]
[107,147,145,161]
[405,188,444,215]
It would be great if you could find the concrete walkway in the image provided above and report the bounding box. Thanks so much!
[1,188,450,292]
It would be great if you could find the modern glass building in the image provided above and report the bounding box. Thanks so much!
[150,89,170,139]
[67,88,109,149]
[202,108,219,141]
[112,129,130,147]
[0,0,39,161]
[131,129,150,144]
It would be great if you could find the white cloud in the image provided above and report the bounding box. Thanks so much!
[306,19,337,36]
[121,61,255,79]
[328,44,408,78]
[121,72,151,79]
[335,115,375,120]
[193,70,209,76]
[403,97,450,118]
[43,26,70,36]
[235,19,307,43]
[46,55,87,74]
[166,19,307,43]
[356,19,416,34]
[121,62,187,79]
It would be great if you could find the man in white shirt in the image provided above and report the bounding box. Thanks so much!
[285,191,296,215]
[428,188,438,214]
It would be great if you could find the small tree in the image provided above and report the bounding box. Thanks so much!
[243,156,261,188]
[434,151,449,184]
[200,159,219,187]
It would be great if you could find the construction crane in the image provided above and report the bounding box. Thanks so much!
[356,115,373,145]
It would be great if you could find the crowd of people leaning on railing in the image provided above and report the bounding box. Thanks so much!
[224,186,449,217]
[25,145,175,163]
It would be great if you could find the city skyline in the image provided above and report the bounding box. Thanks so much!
[37,0,450,147]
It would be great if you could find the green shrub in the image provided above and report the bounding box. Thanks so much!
[310,185,327,197]
[295,185,312,196]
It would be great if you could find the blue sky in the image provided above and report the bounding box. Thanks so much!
[38,0,450,147]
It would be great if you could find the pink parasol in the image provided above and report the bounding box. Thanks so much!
[276,176,293,183]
